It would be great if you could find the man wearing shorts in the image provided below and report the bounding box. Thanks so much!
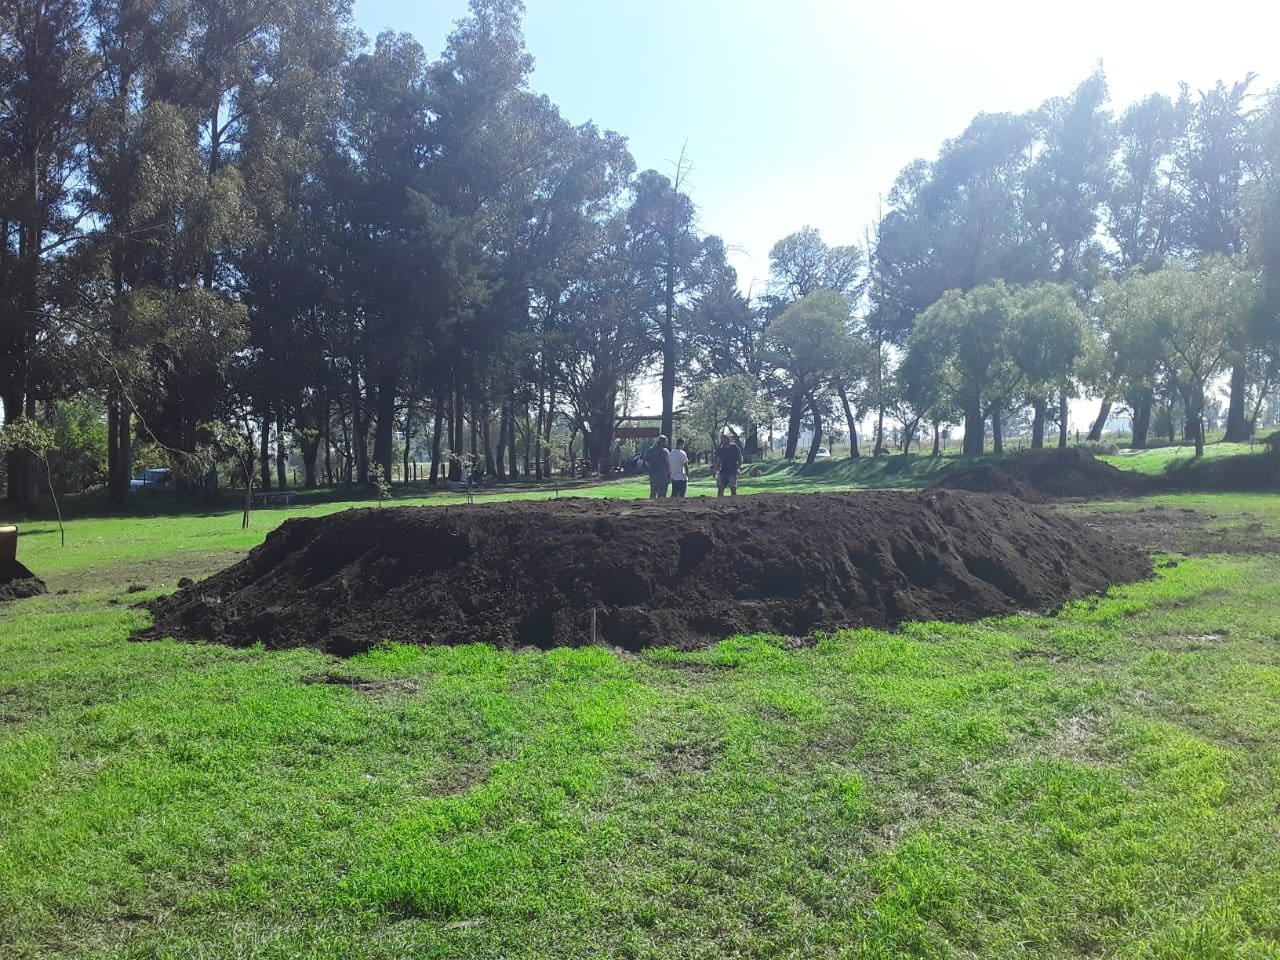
[716,433,742,497]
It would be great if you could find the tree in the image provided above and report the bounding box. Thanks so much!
[1106,92,1180,272]
[625,161,716,441]
[1025,69,1114,287]
[1172,76,1258,440]
[904,282,1018,456]
[762,290,859,462]
[0,0,96,508]
[685,374,764,457]
[1098,258,1255,456]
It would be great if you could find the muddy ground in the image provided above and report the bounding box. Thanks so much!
[137,489,1151,655]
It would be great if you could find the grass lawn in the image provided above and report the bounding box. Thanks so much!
[3,485,1280,958]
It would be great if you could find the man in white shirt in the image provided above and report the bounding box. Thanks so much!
[669,437,691,497]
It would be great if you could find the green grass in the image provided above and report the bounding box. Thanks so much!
[4,490,1280,957]
[1098,440,1264,476]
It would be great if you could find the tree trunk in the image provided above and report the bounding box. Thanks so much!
[661,256,677,441]
[902,418,919,457]
[1223,360,1250,441]
[1058,393,1070,449]
[836,381,860,458]
[963,406,984,456]
[805,394,823,465]
[1131,391,1153,449]
[495,401,509,481]
[991,407,1003,455]
[429,395,444,484]
[523,399,532,475]
[1030,398,1046,448]
[275,414,288,491]
[932,421,941,457]
[1087,399,1111,442]
[401,399,412,486]
[106,395,132,505]
[504,394,514,478]
[301,431,320,489]
[372,373,396,483]
[481,398,495,478]
[259,416,272,492]
[784,386,805,459]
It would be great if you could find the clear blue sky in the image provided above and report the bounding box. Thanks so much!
[353,0,1275,292]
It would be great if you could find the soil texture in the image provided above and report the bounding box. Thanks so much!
[0,559,47,602]
[930,448,1157,501]
[1069,504,1280,557]
[137,489,1151,655]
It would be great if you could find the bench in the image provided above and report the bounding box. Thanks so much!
[251,491,295,508]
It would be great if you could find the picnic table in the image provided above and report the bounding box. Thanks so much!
[251,491,295,508]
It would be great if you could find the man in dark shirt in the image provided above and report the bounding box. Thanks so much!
[716,433,742,497]
[645,435,671,499]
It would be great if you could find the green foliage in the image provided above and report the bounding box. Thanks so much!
[44,400,109,494]
[685,374,766,452]
[763,290,860,387]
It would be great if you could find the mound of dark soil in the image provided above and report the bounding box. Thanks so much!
[136,490,1150,655]
[0,559,47,602]
[931,448,1156,501]
[1165,449,1280,492]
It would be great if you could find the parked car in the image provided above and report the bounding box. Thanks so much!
[814,446,831,459]
[130,467,173,490]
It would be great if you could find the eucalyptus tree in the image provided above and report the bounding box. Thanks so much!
[0,0,96,507]
[1172,76,1259,440]
[624,164,716,440]
[235,0,355,488]
[1106,92,1181,272]
[1025,70,1115,288]
[557,212,652,470]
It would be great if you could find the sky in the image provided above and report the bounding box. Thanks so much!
[352,0,1278,292]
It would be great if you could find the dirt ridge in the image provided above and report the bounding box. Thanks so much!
[137,489,1151,655]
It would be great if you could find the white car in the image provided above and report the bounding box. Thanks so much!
[814,446,832,459]
[130,467,173,490]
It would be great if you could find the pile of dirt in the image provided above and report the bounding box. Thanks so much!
[1165,448,1280,492]
[136,490,1151,655]
[930,448,1156,501]
[0,559,47,602]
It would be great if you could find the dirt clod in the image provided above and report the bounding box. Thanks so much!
[136,489,1150,655]
[0,559,47,602]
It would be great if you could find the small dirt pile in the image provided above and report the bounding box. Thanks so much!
[136,490,1150,655]
[0,559,47,602]
[930,448,1155,501]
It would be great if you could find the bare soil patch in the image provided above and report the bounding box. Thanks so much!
[136,490,1150,655]
[1068,503,1280,557]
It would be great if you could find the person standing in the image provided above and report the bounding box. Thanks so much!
[645,435,671,499]
[715,433,742,498]
[669,437,690,498]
